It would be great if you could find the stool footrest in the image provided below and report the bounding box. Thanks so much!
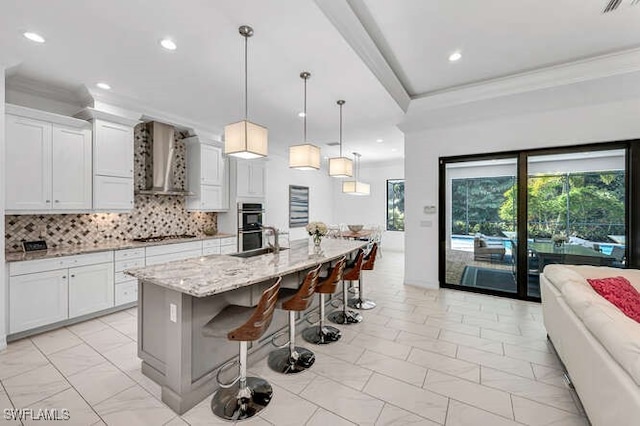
[215,358,241,389]
[328,310,363,325]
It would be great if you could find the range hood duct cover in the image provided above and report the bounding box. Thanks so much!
[137,121,194,196]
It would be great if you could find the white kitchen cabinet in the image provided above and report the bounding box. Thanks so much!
[94,175,134,210]
[236,160,265,198]
[185,137,228,211]
[68,263,114,318]
[93,120,134,178]
[52,125,92,210]
[9,269,68,334]
[5,111,92,213]
[114,248,144,307]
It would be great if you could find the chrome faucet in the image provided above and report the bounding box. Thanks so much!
[263,226,280,254]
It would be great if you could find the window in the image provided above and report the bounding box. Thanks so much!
[387,179,405,231]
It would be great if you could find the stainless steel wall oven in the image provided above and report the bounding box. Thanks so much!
[238,203,264,251]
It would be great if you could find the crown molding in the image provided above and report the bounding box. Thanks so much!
[410,46,640,112]
[6,75,84,106]
[314,0,410,112]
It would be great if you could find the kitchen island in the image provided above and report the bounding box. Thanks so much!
[125,238,366,414]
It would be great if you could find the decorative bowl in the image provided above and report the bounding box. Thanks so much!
[203,227,217,236]
[348,224,364,233]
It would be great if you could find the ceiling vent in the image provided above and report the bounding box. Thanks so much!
[603,0,639,13]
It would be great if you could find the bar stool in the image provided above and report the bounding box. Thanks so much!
[328,250,364,325]
[348,243,378,310]
[302,256,347,344]
[202,278,281,421]
[268,265,321,374]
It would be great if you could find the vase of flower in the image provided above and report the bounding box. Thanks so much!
[306,221,328,254]
[552,234,567,249]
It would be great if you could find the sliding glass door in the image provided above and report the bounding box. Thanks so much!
[443,157,519,296]
[526,149,626,298]
[440,144,628,301]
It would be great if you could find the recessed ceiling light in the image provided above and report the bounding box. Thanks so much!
[160,38,177,51]
[96,82,111,90]
[449,51,462,62]
[298,112,306,117]
[391,148,398,152]
[376,139,383,143]
[23,32,45,43]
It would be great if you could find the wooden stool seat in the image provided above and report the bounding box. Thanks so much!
[302,257,346,345]
[348,243,378,310]
[268,266,320,374]
[204,278,280,421]
[328,250,364,325]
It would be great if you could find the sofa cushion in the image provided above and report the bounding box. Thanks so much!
[587,276,640,323]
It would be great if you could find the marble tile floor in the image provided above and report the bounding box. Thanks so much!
[0,251,589,425]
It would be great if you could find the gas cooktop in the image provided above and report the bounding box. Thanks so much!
[132,234,196,243]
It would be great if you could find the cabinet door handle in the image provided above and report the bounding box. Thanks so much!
[54,200,60,203]
[62,276,67,279]
[46,200,51,203]
[70,274,75,278]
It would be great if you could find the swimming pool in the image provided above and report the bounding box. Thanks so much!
[450,234,618,255]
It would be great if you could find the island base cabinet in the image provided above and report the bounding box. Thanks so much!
[68,263,114,318]
[9,270,68,334]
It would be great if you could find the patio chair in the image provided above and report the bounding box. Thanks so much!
[610,246,626,267]
[473,236,505,262]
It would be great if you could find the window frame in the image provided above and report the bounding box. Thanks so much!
[386,178,405,232]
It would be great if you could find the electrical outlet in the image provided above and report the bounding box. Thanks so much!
[420,220,433,227]
[170,304,177,323]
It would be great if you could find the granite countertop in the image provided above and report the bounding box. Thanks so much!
[4,233,236,263]
[125,239,366,298]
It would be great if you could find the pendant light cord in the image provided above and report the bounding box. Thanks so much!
[339,103,343,157]
[244,35,248,120]
[303,77,307,142]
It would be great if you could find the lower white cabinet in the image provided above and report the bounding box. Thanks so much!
[115,281,138,306]
[9,270,68,334]
[68,263,114,318]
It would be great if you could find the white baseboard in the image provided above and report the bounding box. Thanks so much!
[404,279,439,289]
[0,335,7,352]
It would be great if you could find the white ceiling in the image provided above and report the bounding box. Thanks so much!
[2,0,640,164]
[360,0,640,96]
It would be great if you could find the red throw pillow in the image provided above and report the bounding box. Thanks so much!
[587,276,640,323]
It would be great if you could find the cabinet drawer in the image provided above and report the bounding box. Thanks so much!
[219,237,237,247]
[115,271,137,284]
[145,241,203,257]
[220,245,236,255]
[9,250,113,276]
[145,250,202,266]
[115,281,138,306]
[115,258,145,272]
[203,246,221,256]
[202,239,221,249]
[115,248,145,261]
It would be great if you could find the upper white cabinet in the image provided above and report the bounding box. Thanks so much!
[236,159,265,199]
[184,136,229,211]
[5,106,92,213]
[91,119,135,211]
[93,120,134,178]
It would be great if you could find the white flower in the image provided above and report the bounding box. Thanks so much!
[306,221,328,236]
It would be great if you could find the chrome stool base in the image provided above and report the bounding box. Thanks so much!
[211,377,273,421]
[348,298,377,310]
[268,347,315,374]
[328,310,363,324]
[302,325,341,344]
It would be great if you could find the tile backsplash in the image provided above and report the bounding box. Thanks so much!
[5,123,217,251]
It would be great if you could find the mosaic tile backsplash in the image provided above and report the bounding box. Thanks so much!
[5,123,217,251]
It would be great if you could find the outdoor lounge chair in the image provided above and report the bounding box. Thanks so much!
[474,236,505,261]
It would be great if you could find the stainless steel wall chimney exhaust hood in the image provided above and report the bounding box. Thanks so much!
[136,121,194,196]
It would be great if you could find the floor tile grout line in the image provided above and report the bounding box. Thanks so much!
[25,343,106,424]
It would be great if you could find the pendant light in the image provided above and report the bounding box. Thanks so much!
[328,100,353,178]
[289,71,320,170]
[342,152,370,195]
[224,25,268,159]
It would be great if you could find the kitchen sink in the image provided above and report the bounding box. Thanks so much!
[230,247,289,258]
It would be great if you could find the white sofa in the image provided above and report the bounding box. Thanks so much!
[541,265,640,426]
